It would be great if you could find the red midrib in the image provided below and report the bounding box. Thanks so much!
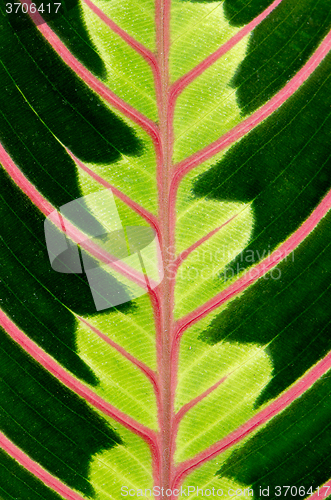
[154,0,176,493]
[154,19,331,499]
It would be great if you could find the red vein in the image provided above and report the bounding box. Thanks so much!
[22,0,161,151]
[174,376,227,427]
[154,0,176,493]
[78,316,160,398]
[82,0,163,106]
[0,144,163,480]
[68,150,161,241]
[0,143,156,291]
[0,309,159,456]
[81,0,163,130]
[0,143,54,214]
[58,218,158,289]
[82,0,158,70]
[171,28,331,189]
[173,214,237,272]
[170,0,284,101]
[146,284,163,488]
[149,286,163,359]
[0,431,85,500]
[174,177,331,341]
[169,376,227,477]
[172,348,331,488]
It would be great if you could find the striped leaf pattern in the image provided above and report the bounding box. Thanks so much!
[1,0,331,499]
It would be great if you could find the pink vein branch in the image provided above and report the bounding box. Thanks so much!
[82,0,159,75]
[173,348,331,489]
[0,309,159,456]
[170,0,284,101]
[0,432,85,500]
[174,376,227,427]
[68,150,161,241]
[169,376,227,474]
[81,0,163,126]
[78,316,160,399]
[171,28,331,187]
[175,186,331,340]
[173,214,237,272]
[22,0,161,150]
[0,143,156,291]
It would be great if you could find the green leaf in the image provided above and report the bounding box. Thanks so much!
[1,0,331,498]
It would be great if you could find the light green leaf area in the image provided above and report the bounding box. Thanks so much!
[174,201,253,318]
[69,187,161,324]
[78,172,151,229]
[78,291,157,369]
[173,37,249,164]
[175,147,239,247]
[115,197,150,229]
[175,160,251,254]
[175,316,272,463]
[174,149,253,318]
[76,176,158,371]
[170,0,240,81]
[76,318,157,429]
[87,0,156,51]
[181,455,253,500]
[80,2,157,121]
[88,416,154,499]
[62,170,162,448]
[76,126,157,214]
